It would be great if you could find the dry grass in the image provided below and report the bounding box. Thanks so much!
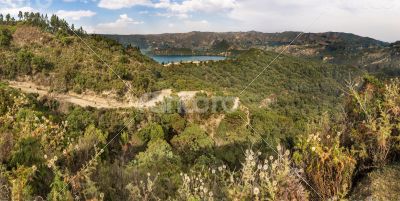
[351,164,400,201]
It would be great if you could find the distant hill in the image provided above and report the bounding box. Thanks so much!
[104,31,387,58]
[104,31,400,76]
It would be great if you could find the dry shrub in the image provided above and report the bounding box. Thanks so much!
[126,173,159,201]
[294,114,356,200]
[345,78,400,169]
[176,148,309,201]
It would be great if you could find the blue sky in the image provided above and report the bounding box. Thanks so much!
[0,0,399,42]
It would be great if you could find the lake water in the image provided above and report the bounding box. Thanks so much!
[150,55,226,64]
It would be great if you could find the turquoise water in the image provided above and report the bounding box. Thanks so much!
[150,55,226,64]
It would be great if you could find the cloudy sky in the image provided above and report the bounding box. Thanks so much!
[0,0,399,42]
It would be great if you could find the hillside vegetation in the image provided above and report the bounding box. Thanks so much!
[1,12,399,201]
[0,13,159,97]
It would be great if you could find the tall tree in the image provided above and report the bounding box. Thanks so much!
[5,14,11,23]
[24,12,29,21]
[18,11,23,20]
[0,14,3,23]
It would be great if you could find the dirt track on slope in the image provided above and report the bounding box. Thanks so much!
[7,81,242,111]
[7,81,172,109]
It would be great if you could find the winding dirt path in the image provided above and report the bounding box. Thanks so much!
[6,81,242,111]
[7,81,172,109]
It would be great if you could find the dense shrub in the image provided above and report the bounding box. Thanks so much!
[32,56,54,72]
[344,77,400,170]
[0,28,12,47]
[16,50,34,75]
[171,125,214,162]
[137,123,165,143]
[293,115,356,200]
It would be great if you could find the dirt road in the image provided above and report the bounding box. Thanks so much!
[7,81,172,109]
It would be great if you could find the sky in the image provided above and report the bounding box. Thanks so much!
[0,0,399,42]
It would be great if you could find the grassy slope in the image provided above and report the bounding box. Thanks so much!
[0,24,160,95]
[351,164,400,200]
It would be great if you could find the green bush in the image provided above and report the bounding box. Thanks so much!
[345,77,400,169]
[293,115,356,200]
[10,137,44,167]
[16,49,34,75]
[171,125,214,162]
[32,56,54,72]
[0,28,12,47]
[137,123,165,143]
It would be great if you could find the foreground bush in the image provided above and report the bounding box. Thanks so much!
[345,77,400,170]
[127,147,309,201]
[294,114,356,200]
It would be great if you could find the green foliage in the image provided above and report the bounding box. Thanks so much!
[345,77,400,169]
[16,49,34,75]
[176,148,309,201]
[47,170,73,201]
[0,28,12,47]
[134,139,182,198]
[137,123,165,143]
[75,124,108,154]
[136,139,181,172]
[251,110,295,145]
[66,107,95,135]
[161,113,187,134]
[10,137,44,167]
[293,114,356,199]
[1,11,399,200]
[9,166,36,200]
[131,73,156,95]
[32,56,54,72]
[171,125,214,162]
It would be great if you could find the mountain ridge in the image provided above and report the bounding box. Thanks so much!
[103,31,388,54]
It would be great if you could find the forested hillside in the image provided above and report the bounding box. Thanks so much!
[0,13,159,97]
[1,12,399,201]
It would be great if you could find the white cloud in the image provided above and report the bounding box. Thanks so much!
[226,0,400,42]
[98,0,237,14]
[183,19,209,30]
[155,12,189,19]
[0,0,36,15]
[0,0,27,8]
[98,0,151,10]
[0,6,36,16]
[154,0,237,14]
[91,14,144,34]
[56,10,96,20]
